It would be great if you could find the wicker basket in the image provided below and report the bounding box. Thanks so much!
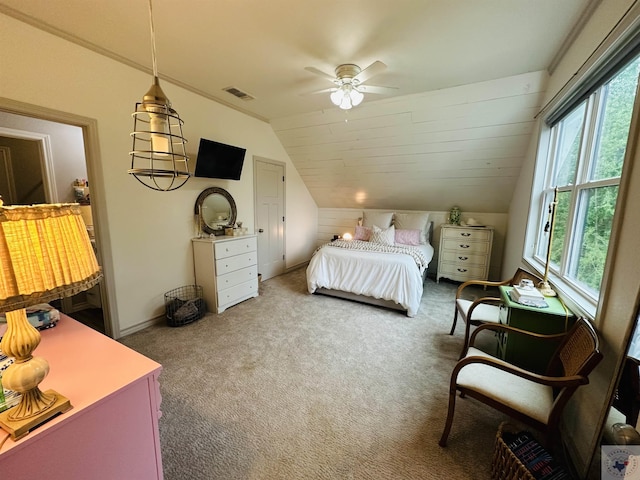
[491,422,569,480]
[164,285,206,327]
[492,423,536,480]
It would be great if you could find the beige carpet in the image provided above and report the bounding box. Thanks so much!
[121,267,511,480]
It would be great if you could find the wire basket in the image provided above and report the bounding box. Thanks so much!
[164,285,206,327]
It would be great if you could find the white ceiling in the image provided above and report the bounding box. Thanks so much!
[0,0,598,212]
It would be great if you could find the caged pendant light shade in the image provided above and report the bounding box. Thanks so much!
[129,0,190,191]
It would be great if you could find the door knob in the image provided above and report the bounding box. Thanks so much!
[258,229,264,233]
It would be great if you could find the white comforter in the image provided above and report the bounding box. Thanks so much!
[306,241,434,317]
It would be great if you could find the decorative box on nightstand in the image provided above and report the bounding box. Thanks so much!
[497,286,575,374]
[437,225,493,283]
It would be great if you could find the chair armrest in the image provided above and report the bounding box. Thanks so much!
[452,354,588,389]
[455,279,511,299]
[469,322,566,346]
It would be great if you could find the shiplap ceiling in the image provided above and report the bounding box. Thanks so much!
[0,0,598,212]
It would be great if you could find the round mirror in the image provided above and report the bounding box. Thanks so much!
[194,187,237,235]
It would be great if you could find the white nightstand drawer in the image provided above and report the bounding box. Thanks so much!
[218,279,259,310]
[217,265,258,290]
[441,227,492,242]
[440,251,488,266]
[216,252,257,275]
[214,236,257,259]
[439,262,487,281]
[441,238,491,255]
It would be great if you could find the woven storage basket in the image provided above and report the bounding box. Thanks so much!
[164,285,206,327]
[491,422,569,480]
[491,423,536,480]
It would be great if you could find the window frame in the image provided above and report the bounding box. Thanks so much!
[525,65,637,318]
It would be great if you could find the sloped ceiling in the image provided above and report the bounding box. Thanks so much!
[0,0,598,212]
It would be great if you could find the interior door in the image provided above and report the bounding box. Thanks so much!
[255,158,285,281]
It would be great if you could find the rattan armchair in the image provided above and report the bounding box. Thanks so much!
[439,317,602,451]
[449,268,543,357]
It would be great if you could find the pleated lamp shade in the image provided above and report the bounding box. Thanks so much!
[0,202,102,440]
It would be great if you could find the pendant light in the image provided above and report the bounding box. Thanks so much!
[129,0,190,191]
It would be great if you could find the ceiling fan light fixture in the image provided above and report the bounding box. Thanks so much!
[330,84,364,110]
[129,0,190,192]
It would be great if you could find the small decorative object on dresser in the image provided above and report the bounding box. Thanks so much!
[448,206,461,225]
[437,224,493,283]
[192,235,259,314]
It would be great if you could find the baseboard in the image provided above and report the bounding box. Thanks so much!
[117,314,165,339]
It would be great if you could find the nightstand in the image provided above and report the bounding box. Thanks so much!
[497,286,575,374]
[437,225,493,283]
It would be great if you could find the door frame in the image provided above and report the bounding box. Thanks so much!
[0,127,57,202]
[0,96,116,338]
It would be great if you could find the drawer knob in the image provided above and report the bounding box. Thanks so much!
[459,244,470,249]
[458,256,468,261]
[457,268,468,272]
[461,232,471,237]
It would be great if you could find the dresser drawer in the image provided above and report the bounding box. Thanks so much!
[441,238,491,255]
[214,236,257,259]
[438,262,487,281]
[216,265,258,291]
[216,251,257,275]
[218,279,259,310]
[441,228,492,242]
[440,251,488,266]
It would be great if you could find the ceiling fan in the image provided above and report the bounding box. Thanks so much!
[304,61,397,110]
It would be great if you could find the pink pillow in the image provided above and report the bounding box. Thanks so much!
[354,225,372,241]
[395,229,421,246]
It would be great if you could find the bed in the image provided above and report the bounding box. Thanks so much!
[306,211,434,317]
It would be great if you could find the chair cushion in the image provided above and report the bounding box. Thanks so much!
[457,347,554,425]
[456,299,500,323]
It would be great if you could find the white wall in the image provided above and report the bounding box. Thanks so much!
[502,0,640,476]
[0,13,317,336]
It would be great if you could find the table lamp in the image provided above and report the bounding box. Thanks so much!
[539,187,558,297]
[0,202,102,440]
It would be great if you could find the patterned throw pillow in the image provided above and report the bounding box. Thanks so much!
[370,224,395,246]
[354,225,372,241]
[395,229,421,246]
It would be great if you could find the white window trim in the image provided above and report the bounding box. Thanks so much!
[523,120,600,321]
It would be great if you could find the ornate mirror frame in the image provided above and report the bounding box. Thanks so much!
[194,187,237,236]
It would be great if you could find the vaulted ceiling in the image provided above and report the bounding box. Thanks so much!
[0,0,599,212]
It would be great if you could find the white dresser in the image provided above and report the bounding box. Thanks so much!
[437,225,494,283]
[192,235,259,314]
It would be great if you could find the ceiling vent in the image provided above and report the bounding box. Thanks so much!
[223,86,255,101]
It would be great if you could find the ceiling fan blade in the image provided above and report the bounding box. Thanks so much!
[353,61,387,84]
[300,87,337,96]
[358,84,398,94]
[304,66,336,82]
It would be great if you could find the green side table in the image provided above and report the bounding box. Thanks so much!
[497,286,575,374]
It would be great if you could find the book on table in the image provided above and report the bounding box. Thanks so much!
[510,285,548,308]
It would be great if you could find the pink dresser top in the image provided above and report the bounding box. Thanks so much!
[0,313,162,453]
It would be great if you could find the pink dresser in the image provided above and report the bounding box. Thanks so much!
[0,314,163,480]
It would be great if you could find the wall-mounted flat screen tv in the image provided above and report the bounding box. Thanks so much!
[194,138,246,180]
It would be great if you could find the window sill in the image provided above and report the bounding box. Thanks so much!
[522,257,598,321]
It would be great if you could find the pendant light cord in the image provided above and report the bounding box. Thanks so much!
[148,0,158,78]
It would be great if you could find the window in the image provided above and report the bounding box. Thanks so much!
[530,56,640,308]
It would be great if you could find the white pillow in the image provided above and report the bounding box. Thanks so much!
[362,210,394,229]
[370,224,395,246]
[394,212,430,243]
